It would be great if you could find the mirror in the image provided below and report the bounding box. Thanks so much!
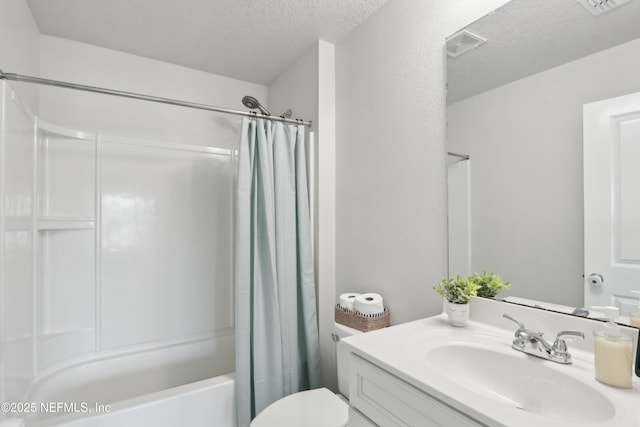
[446,0,640,324]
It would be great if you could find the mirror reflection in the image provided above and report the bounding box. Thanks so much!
[446,0,640,325]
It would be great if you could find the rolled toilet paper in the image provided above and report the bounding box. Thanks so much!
[354,293,384,316]
[339,293,360,311]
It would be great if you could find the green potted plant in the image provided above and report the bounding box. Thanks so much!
[433,276,479,326]
[469,271,511,298]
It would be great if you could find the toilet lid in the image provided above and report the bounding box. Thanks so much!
[250,388,348,427]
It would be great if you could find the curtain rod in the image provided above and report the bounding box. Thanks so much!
[0,70,312,128]
[447,152,470,160]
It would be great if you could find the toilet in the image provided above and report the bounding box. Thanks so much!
[250,322,361,427]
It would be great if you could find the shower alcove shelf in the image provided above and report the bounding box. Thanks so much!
[35,121,99,369]
[1,81,235,397]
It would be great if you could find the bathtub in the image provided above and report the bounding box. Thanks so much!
[29,375,236,427]
[15,334,236,427]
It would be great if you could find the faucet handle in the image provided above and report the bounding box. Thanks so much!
[552,330,584,351]
[502,313,525,330]
[503,314,529,348]
[551,330,584,364]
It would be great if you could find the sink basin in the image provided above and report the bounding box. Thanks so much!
[426,343,615,423]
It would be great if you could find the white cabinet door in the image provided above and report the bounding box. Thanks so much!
[348,407,377,427]
[584,92,640,314]
[349,354,482,427]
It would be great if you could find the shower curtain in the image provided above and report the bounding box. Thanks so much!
[234,118,321,427]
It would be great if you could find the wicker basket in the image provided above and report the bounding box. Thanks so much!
[334,305,390,332]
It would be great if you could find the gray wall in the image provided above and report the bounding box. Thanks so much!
[335,0,511,325]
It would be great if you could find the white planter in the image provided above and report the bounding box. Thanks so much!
[445,301,470,327]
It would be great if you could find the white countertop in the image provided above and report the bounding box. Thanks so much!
[341,309,640,427]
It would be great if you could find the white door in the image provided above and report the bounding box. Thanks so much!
[584,92,640,315]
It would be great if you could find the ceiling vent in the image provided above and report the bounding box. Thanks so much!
[446,30,486,58]
[576,0,631,16]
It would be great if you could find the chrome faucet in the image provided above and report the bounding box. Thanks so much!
[503,314,584,364]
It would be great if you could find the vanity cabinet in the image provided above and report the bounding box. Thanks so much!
[349,353,482,427]
[348,407,377,427]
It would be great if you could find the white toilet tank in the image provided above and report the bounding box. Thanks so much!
[334,322,362,399]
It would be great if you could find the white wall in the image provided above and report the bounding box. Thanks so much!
[0,0,40,111]
[448,37,640,307]
[335,0,511,325]
[269,43,319,129]
[0,81,37,406]
[0,0,41,407]
[38,35,268,149]
[315,41,336,392]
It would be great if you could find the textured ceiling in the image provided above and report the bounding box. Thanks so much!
[26,0,389,85]
[447,0,640,103]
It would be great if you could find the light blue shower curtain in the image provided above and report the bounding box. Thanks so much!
[235,118,321,427]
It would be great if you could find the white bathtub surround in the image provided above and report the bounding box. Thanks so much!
[235,118,320,426]
[0,81,236,425]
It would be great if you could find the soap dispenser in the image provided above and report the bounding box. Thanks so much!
[591,306,632,388]
[629,291,640,328]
